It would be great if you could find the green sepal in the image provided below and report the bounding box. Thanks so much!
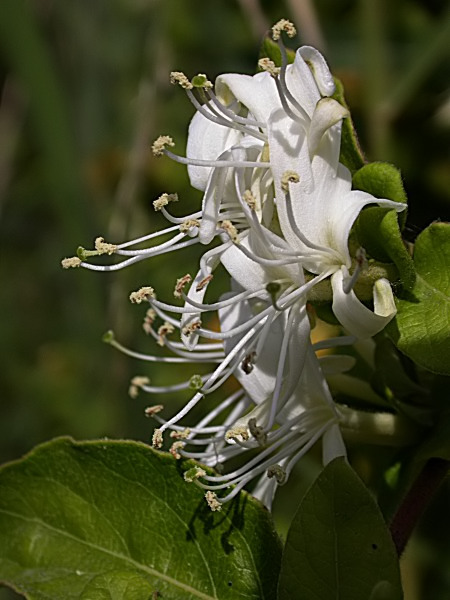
[258,36,295,68]
[353,163,415,290]
[332,77,366,173]
[387,222,450,375]
[277,458,403,600]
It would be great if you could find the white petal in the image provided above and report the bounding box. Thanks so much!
[331,269,397,339]
[215,71,281,124]
[186,106,241,191]
[373,278,397,318]
[298,46,336,97]
[308,98,348,158]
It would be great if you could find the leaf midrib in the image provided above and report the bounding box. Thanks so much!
[0,508,218,600]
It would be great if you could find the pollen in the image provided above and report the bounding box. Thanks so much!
[196,274,213,292]
[281,170,300,192]
[258,58,280,78]
[152,428,164,449]
[129,286,155,304]
[169,441,185,459]
[128,376,150,399]
[182,320,202,337]
[225,425,249,443]
[205,491,222,512]
[184,466,206,483]
[61,256,82,269]
[144,404,164,417]
[142,308,157,334]
[220,220,239,243]
[243,189,257,210]
[272,19,297,40]
[153,192,178,211]
[151,135,175,157]
[169,71,193,90]
[179,219,200,232]
[170,428,190,440]
[94,236,117,255]
[157,322,175,346]
[174,274,192,298]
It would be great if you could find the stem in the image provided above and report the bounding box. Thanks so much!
[389,458,450,556]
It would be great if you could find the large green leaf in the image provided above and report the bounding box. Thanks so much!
[277,458,403,600]
[0,438,282,600]
[387,222,450,375]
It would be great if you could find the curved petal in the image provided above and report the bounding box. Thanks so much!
[186,106,242,191]
[322,423,347,465]
[308,98,348,158]
[215,71,281,124]
[298,46,336,97]
[331,268,397,338]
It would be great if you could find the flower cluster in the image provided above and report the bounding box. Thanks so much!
[62,20,406,511]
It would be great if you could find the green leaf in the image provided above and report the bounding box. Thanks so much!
[0,438,282,600]
[277,458,403,600]
[332,78,366,174]
[387,222,450,375]
[353,163,415,290]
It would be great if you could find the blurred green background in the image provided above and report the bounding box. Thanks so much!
[0,0,449,598]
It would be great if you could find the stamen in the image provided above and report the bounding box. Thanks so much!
[191,73,213,89]
[184,466,206,482]
[129,286,155,304]
[152,428,164,448]
[128,376,150,399]
[196,274,213,292]
[157,322,175,346]
[243,189,257,211]
[205,491,222,511]
[169,441,185,459]
[95,237,117,255]
[220,220,239,243]
[144,405,164,417]
[153,192,178,211]
[61,256,81,269]
[182,320,202,337]
[170,428,190,440]
[248,418,267,445]
[225,425,249,443]
[169,71,193,90]
[180,219,200,232]
[272,19,297,40]
[258,58,281,78]
[281,170,300,192]
[152,135,175,157]
[174,274,192,298]
[142,308,157,334]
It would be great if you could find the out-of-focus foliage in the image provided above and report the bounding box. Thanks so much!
[0,1,448,599]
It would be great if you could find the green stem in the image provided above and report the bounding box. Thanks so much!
[389,458,450,556]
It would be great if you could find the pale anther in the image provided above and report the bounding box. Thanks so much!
[152,135,175,157]
[184,466,206,483]
[272,19,297,40]
[205,491,222,512]
[152,428,164,449]
[258,58,281,78]
[220,220,239,243]
[153,192,178,211]
[170,428,190,440]
[95,236,117,255]
[157,322,175,346]
[179,219,200,232]
[128,375,150,399]
[169,441,185,459]
[174,274,192,298]
[129,286,155,304]
[191,73,213,89]
[196,274,213,292]
[144,404,164,417]
[61,256,81,269]
[169,71,193,90]
[281,170,300,192]
[182,320,202,337]
[225,425,249,443]
[243,189,257,210]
